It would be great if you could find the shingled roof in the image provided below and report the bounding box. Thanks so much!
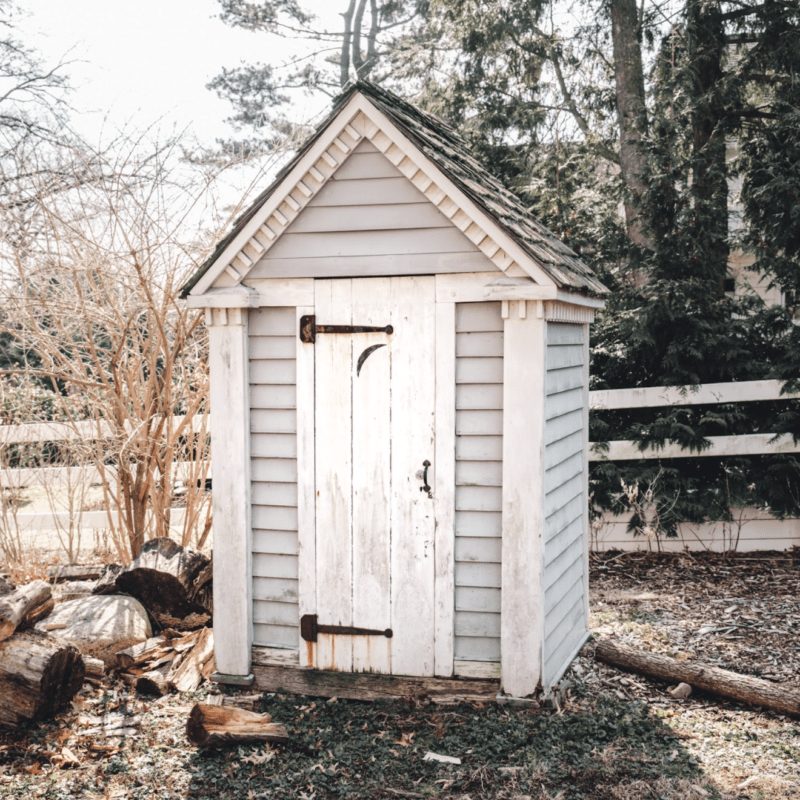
[181,81,607,298]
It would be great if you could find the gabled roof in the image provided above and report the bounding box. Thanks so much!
[181,81,608,299]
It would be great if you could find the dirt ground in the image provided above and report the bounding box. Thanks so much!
[1,550,799,800]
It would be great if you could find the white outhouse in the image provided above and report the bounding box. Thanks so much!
[182,81,607,698]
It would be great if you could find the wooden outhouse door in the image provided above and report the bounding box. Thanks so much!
[306,276,436,676]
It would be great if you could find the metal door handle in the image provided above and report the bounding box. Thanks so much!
[419,460,432,497]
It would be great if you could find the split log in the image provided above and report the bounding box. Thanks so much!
[186,703,288,747]
[169,627,214,692]
[93,538,211,629]
[0,630,85,727]
[136,670,170,696]
[0,580,54,642]
[83,656,105,684]
[595,638,800,718]
[116,636,168,670]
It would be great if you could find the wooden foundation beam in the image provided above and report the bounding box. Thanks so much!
[251,651,499,702]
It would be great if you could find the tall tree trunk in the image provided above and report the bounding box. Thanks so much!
[686,0,729,284]
[340,0,358,87]
[352,0,369,75]
[611,0,653,253]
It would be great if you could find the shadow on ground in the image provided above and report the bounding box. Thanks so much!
[181,689,715,800]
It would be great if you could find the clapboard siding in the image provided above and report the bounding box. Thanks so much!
[249,307,299,650]
[249,139,498,280]
[542,322,587,686]
[454,302,503,663]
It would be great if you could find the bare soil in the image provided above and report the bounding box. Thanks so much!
[0,550,798,799]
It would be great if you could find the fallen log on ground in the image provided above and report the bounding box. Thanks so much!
[48,564,104,583]
[0,630,85,726]
[595,638,800,717]
[94,538,212,630]
[0,580,54,642]
[186,703,288,747]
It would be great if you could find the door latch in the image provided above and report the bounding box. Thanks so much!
[417,460,432,499]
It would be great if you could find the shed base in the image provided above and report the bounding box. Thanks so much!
[251,647,499,702]
[212,671,255,687]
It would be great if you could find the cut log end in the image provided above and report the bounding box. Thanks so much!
[0,580,54,642]
[0,631,85,727]
[186,703,288,747]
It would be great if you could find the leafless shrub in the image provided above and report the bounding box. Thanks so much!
[0,131,279,561]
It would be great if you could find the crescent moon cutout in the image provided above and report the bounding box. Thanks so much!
[357,343,387,376]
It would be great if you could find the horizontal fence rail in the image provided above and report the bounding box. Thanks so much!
[0,415,204,445]
[6,508,188,532]
[0,416,208,534]
[589,380,800,461]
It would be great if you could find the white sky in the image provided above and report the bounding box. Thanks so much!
[19,0,338,147]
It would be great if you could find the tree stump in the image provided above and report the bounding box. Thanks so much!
[93,538,211,629]
[0,630,85,727]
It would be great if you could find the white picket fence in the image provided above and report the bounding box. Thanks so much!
[588,379,800,551]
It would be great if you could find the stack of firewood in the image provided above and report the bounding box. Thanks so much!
[117,627,215,695]
[0,578,85,727]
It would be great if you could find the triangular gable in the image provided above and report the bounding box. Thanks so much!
[188,91,558,297]
[233,139,502,282]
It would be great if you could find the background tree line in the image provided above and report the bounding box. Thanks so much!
[213,0,800,535]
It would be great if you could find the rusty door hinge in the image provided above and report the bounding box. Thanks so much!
[300,614,393,642]
[300,314,393,344]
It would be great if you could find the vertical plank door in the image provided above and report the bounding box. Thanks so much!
[311,276,437,676]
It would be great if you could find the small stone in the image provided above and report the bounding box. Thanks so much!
[669,682,692,700]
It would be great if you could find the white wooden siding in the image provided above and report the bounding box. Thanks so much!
[249,307,299,649]
[248,139,499,280]
[454,302,503,663]
[542,322,587,686]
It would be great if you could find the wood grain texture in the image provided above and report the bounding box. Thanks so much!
[390,276,436,678]
[0,580,53,641]
[351,278,392,674]
[0,631,85,727]
[296,304,316,665]
[434,301,456,677]
[314,280,354,672]
[595,638,800,718]
[186,703,289,747]
[209,313,253,676]
[251,659,499,702]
